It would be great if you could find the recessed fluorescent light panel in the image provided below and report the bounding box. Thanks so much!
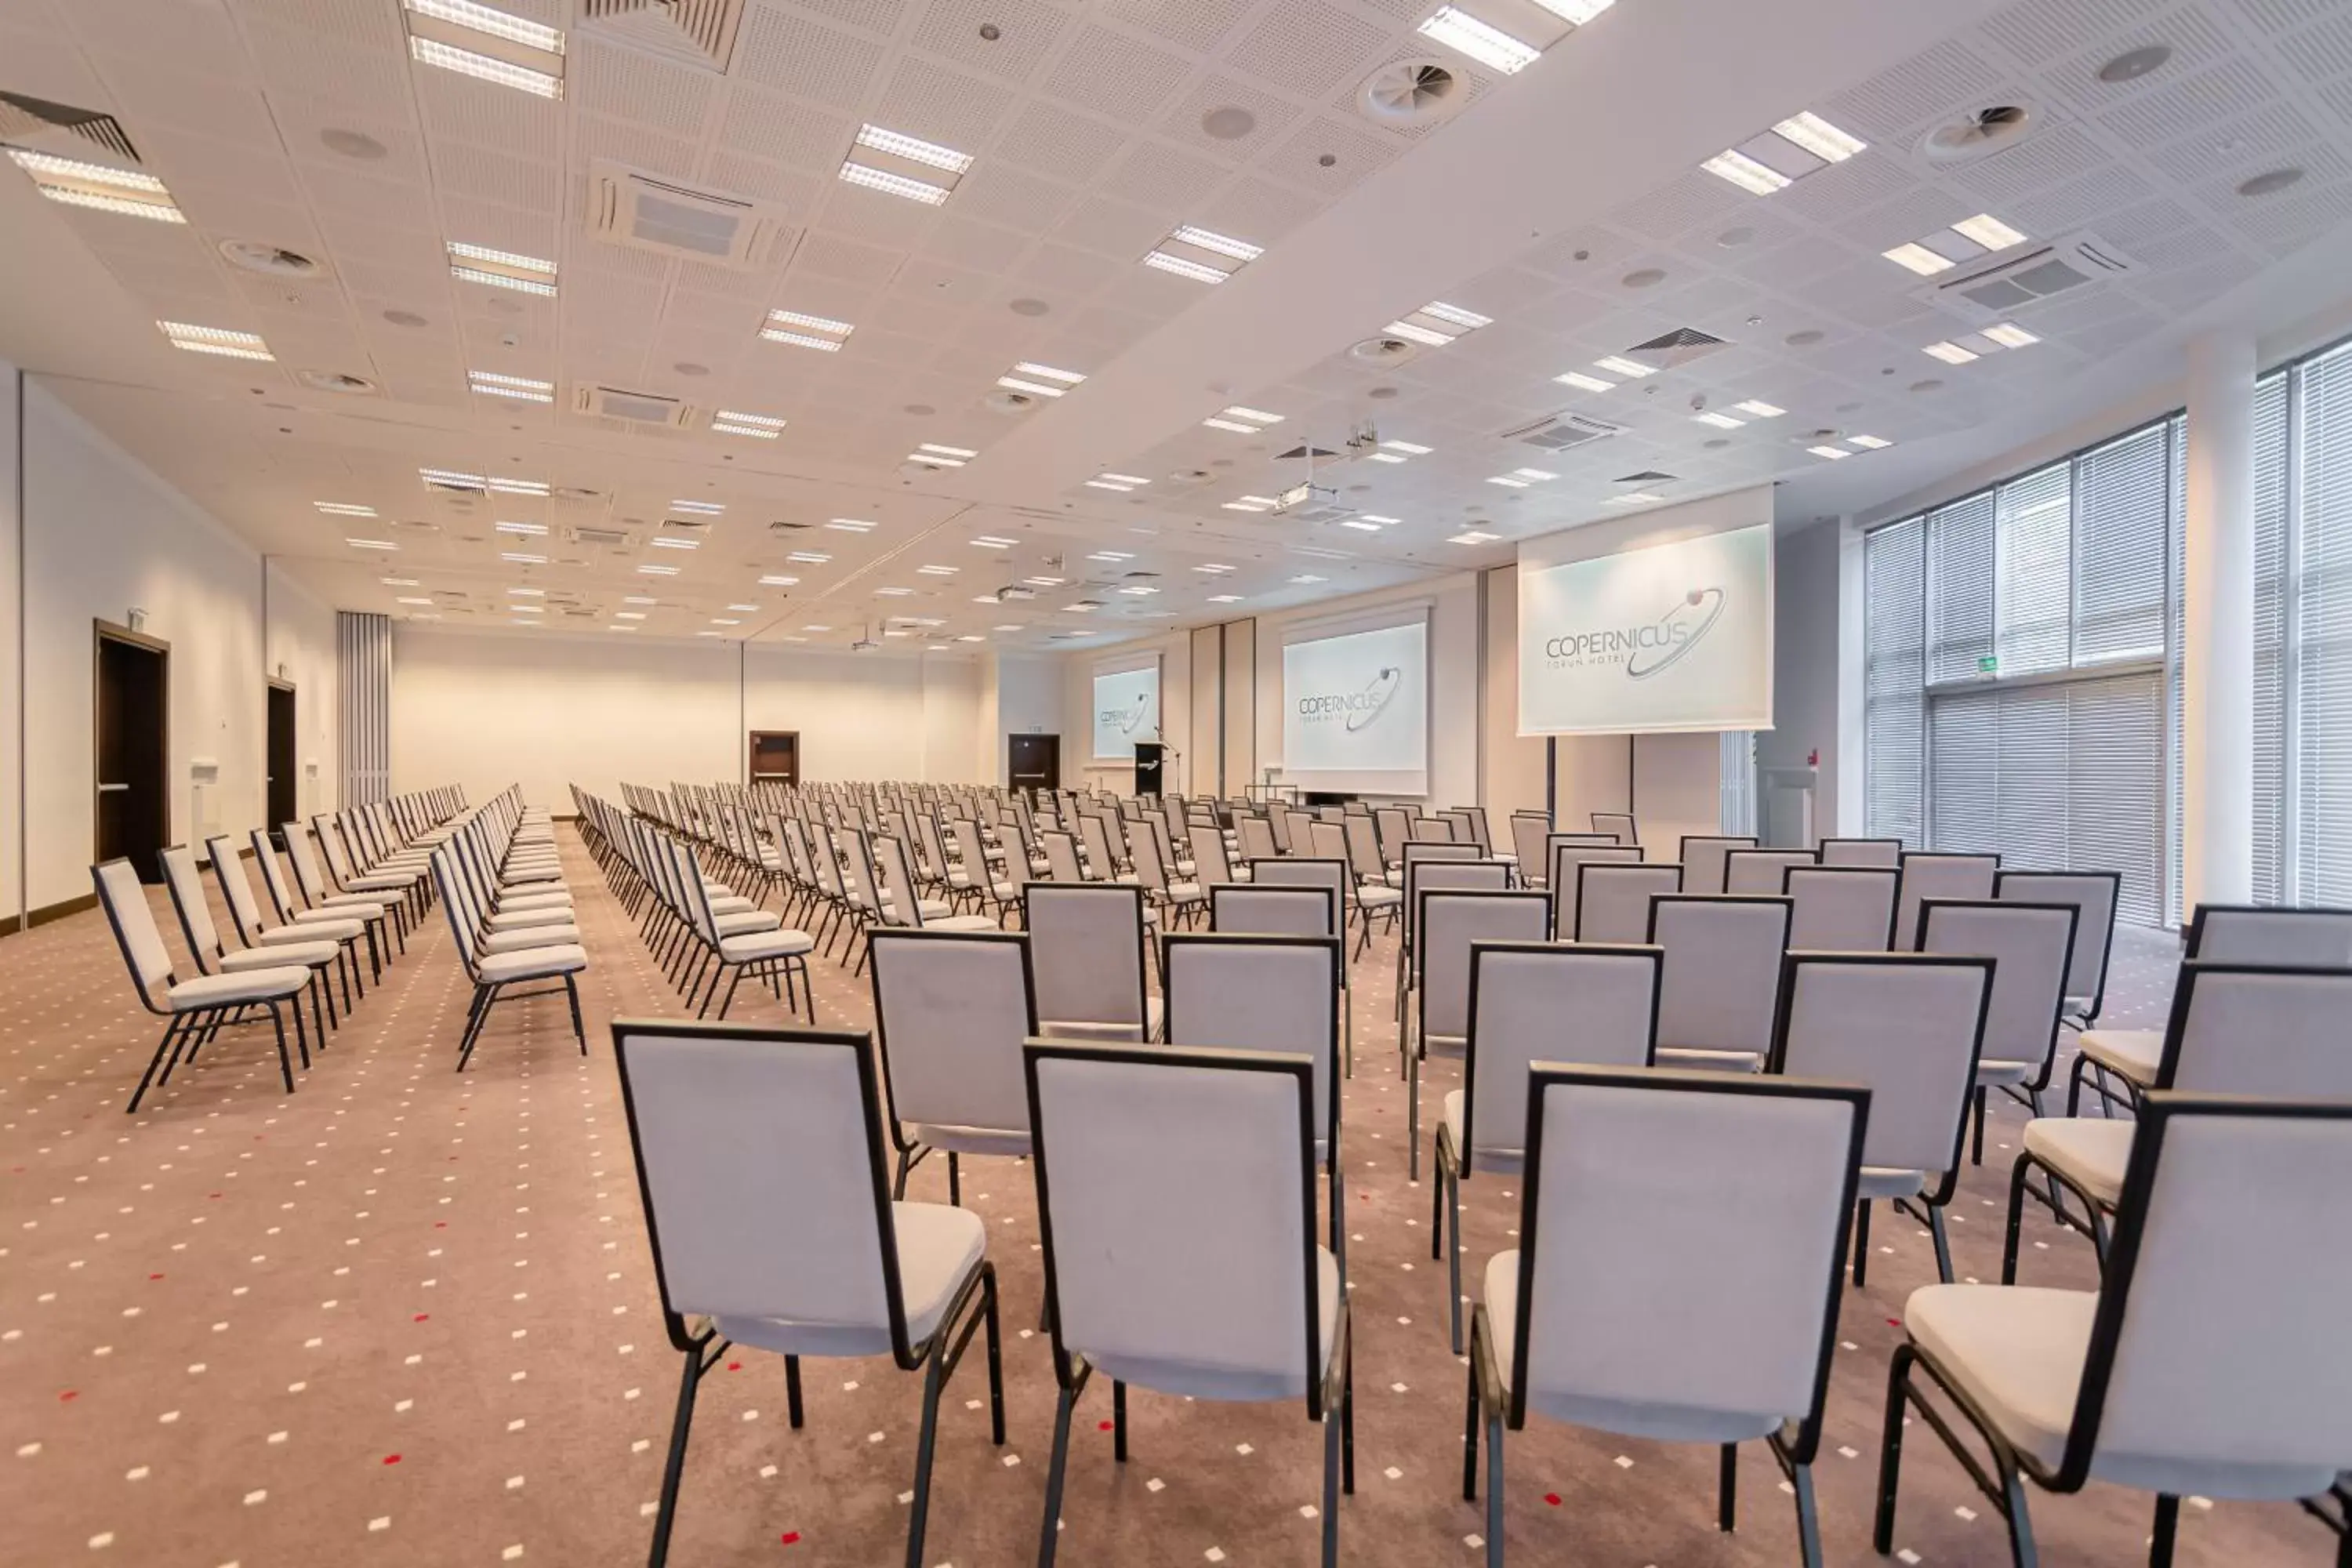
[648,535,699,550]
[916,564,957,576]
[1732,400,1786,418]
[1609,492,1665,504]
[1449,530,1499,545]
[314,503,376,517]
[997,361,1085,398]
[670,499,724,515]
[403,0,564,98]
[1980,322,2040,349]
[158,321,272,361]
[1847,434,1892,449]
[758,575,800,586]
[1701,111,1866,194]
[1555,370,1616,394]
[786,551,831,564]
[1203,405,1283,435]
[1922,339,1980,365]
[468,368,553,402]
[1086,470,1151,492]
[1883,212,2029,276]
[347,538,399,550]
[909,442,976,467]
[1417,5,1541,73]
[1143,225,1262,285]
[826,518,876,532]
[1806,445,1850,460]
[1693,410,1745,430]
[712,408,784,439]
[499,550,547,563]
[495,521,548,535]
[447,241,557,296]
[1221,495,1277,512]
[5,147,184,222]
[1593,356,1650,379]
[637,563,681,575]
[1385,300,1493,348]
[839,124,971,205]
[760,309,852,351]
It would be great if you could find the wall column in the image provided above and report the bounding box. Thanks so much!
[2181,332,2256,910]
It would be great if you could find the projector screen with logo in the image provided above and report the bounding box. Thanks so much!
[1519,510,1773,736]
[1282,614,1429,795]
[1091,661,1160,759]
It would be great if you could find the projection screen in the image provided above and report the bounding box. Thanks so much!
[1281,612,1430,795]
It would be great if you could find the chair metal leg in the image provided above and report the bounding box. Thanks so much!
[647,1338,715,1568]
[1321,1372,1342,1568]
[1972,1084,1987,1165]
[1719,1442,1737,1532]
[1446,1167,1465,1357]
[2150,1495,2179,1568]
[1036,1381,1081,1568]
[948,1152,961,1207]
[785,1355,803,1428]
[902,1342,949,1568]
[564,972,587,1054]
[1872,1345,1911,1553]
[1483,1398,1505,1568]
[983,1269,1006,1445]
[1791,1461,1824,1568]
[1928,1202,1955,1284]
[1112,1380,1127,1461]
[268,1003,296,1092]
[1853,1199,1871,1287]
[2003,1153,2031,1284]
[127,1015,188,1112]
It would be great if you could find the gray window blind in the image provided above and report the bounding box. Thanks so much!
[1926,492,1993,683]
[2296,341,2352,904]
[2252,374,2290,906]
[2166,414,2187,924]
[2073,424,2169,665]
[1995,463,2074,675]
[1864,519,1926,846]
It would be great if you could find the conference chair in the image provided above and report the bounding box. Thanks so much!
[1590,810,1638,845]
[275,825,408,946]
[1574,861,1681,942]
[1025,1040,1352,1568]
[1040,828,1087,887]
[1548,842,1641,938]
[671,838,814,1022]
[1783,863,1899,951]
[1878,1094,2352,1568]
[1507,811,1550,884]
[1210,884,1338,939]
[1338,816,1401,942]
[1432,941,1660,1353]
[206,832,376,988]
[1465,1067,1867,1568]
[430,850,588,1072]
[1893,851,1998,952]
[1192,821,1247,887]
[1236,811,1280,862]
[1819,836,1903,868]
[1395,856,1511,1025]
[2009,962,2352,1282]
[1163,931,1346,1261]
[1919,898,2076,1163]
[1726,848,1819,895]
[159,844,341,1039]
[868,928,1036,1204]
[1997,869,2120,1029]
[1770,951,1992,1287]
[1678,834,1759,895]
[1648,894,1790,1073]
[874,833,998,934]
[1024,882,1157,1040]
[93,857,314,1111]
[1128,819,1206,927]
[1406,888,1550,1178]
[615,1021,1004,1568]
[946,817,1021,924]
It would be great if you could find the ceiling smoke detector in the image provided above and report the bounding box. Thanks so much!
[1348,335,1420,366]
[1919,102,2036,164]
[1356,57,1465,129]
[984,387,1041,416]
[220,240,325,278]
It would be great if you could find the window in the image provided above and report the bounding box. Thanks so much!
[1864,417,2178,923]
[2290,340,2352,903]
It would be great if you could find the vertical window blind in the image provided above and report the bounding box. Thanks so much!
[2250,372,2289,907]
[1863,519,1926,848]
[2294,342,2352,904]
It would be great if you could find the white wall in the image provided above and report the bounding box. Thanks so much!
[995,654,1060,785]
[1064,631,1193,795]
[22,384,274,908]
[264,563,339,824]
[0,365,20,924]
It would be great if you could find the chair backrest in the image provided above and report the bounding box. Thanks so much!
[1128,823,1172,895]
[1725,848,1818,895]
[2155,962,2352,1096]
[247,830,305,923]
[1307,819,1349,862]
[873,834,930,928]
[1893,853,1998,951]
[1819,837,1903,869]
[1410,815,1457,843]
[205,833,274,943]
[1550,844,1643,938]
[1995,869,2118,1014]
[1241,856,1348,912]
[1575,862,1682,943]
[1650,895,1791,1057]
[1341,814,1385,881]
[1507,1066,1866,1445]
[1416,890,1551,1040]
[279,825,336,906]
[1041,829,1085,885]
[2185,903,2352,966]
[1281,808,1318,851]
[1678,834,1758,895]
[1590,811,1638,846]
[869,930,1036,1139]
[947,818,992,891]
[1192,822,1240,884]
[1508,812,1551,882]
[1771,953,1990,1189]
[1236,813,1279,862]
[1163,933,1341,1149]
[2051,1094,2352,1489]
[1024,883,1149,1035]
[615,1022,919,1361]
[1402,858,1510,953]
[1919,900,2075,1077]
[158,844,229,971]
[1077,812,1120,880]
[1784,865,1899,951]
[1461,943,1659,1170]
[93,857,176,995]
[1374,806,1411,861]
[1025,1040,1329,1409]
[1210,884,1337,938]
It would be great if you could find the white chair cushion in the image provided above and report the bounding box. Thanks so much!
[924,913,1000,932]
[2021,1117,2134,1207]
[909,1124,1031,1158]
[486,907,574,931]
[1083,1245,1340,1403]
[1357,886,1401,909]
[341,874,414,892]
[718,928,815,961]
[716,910,782,936]
[715,1202,985,1359]
[1857,1166,1929,1200]
[1976,1057,2037,1086]
[496,890,573,909]
[480,926,582,954]
[1905,1285,2093,1474]
[709,895,756,916]
[1483,1249,1785,1444]
[1167,882,1205,902]
[168,969,311,1009]
[307,897,388,915]
[1653,1046,1765,1073]
[2078,1028,2161,1084]
[257,920,363,944]
[501,865,563,884]
[221,943,338,971]
[477,945,587,983]
[1038,995,1163,1043]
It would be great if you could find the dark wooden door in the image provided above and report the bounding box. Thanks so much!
[750,731,799,787]
[1007,732,1059,792]
[96,626,169,882]
[267,682,297,830]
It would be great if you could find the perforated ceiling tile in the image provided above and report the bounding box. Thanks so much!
[1820,38,2016,144]
[2129,250,2265,310]
[793,230,911,283]
[1228,0,1392,99]
[981,102,1127,188]
[919,213,1035,271]
[1602,169,1759,248]
[231,0,413,43]
[1978,0,2172,66]
[1039,21,1197,120]
[2096,56,2281,148]
[2142,102,2322,187]
[1257,114,1399,194]
[573,38,718,136]
[301,165,441,230]
[1196,176,1324,242]
[1776,151,1918,224]
[573,238,678,285]
[412,68,566,162]
[1946,121,2114,204]
[241,22,415,114]
[2008,161,2158,234]
[1019,241,1122,297]
[139,131,307,209]
[1519,226,1642,281]
[332,255,455,302]
[909,0,1073,82]
[1052,194,1174,260]
[1100,0,1257,56]
[702,151,825,208]
[2038,9,2236,116]
[2317,77,2352,132]
[437,195,561,258]
[938,161,1078,229]
[818,183,945,248]
[2275,9,2352,83]
[1842,184,1976,252]
[1098,139,1229,209]
[1084,267,1196,321]
[870,53,1016,147]
[1158,74,1305,163]
[1061,301,1166,349]
[734,5,891,107]
[437,142,568,211]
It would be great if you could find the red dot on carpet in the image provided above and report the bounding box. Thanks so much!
[1544,1493,1561,1506]
[780,1531,800,1545]
[383,1454,401,1465]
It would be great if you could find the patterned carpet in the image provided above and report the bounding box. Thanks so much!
[1,826,2332,1567]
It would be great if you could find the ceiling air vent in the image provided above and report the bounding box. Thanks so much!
[570,383,700,429]
[1621,328,1730,372]
[586,159,790,269]
[1357,57,1466,129]
[580,0,744,72]
[1348,336,1418,366]
[568,524,631,547]
[1918,230,2141,323]
[1919,102,2036,165]
[1617,470,1676,484]
[1501,411,1624,452]
[0,89,139,160]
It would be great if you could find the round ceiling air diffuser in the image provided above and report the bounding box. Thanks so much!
[1919,103,2035,163]
[220,241,325,278]
[1357,57,1465,129]
[1348,336,1419,366]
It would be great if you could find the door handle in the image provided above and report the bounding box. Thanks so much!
[98,782,130,793]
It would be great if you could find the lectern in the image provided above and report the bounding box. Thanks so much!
[1133,742,1164,797]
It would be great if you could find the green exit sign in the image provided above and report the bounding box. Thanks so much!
[1977,655,1999,675]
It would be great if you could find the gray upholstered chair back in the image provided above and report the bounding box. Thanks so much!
[1650,895,1789,1057]
[1025,884,1148,1036]
[1773,954,1990,1185]
[1894,853,1998,950]
[2189,905,2352,966]
[1784,866,1897,951]
[1725,849,1818,895]
[870,931,1036,1138]
[1575,862,1681,943]
[1417,891,1550,1040]
[1463,945,1657,1169]
[1918,900,2073,1074]
[2161,963,2352,1096]
[1679,835,1759,895]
